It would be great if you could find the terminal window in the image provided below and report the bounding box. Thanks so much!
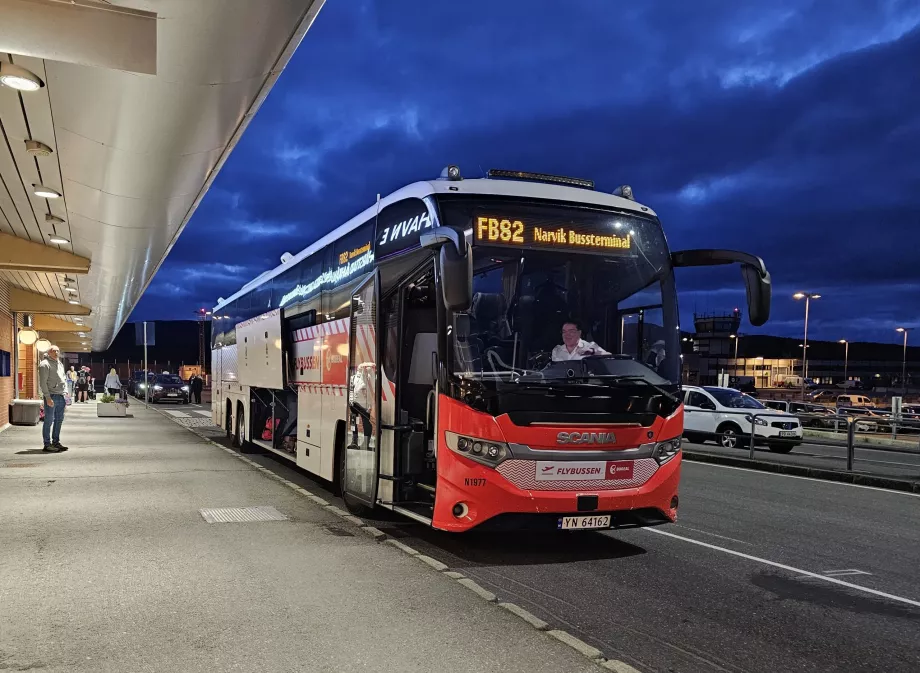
[0,349,10,377]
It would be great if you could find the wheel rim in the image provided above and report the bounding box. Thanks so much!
[721,430,737,448]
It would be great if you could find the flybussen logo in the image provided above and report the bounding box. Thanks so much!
[556,431,616,445]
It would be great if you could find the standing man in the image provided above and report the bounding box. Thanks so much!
[38,345,69,453]
[191,373,204,405]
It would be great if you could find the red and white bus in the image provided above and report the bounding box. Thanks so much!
[211,167,771,532]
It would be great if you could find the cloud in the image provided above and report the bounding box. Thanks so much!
[131,2,920,345]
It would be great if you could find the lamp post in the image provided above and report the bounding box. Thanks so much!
[896,328,910,390]
[839,339,849,386]
[794,292,820,398]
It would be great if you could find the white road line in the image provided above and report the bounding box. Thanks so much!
[645,528,920,609]
[163,410,191,418]
[686,460,920,498]
[193,410,212,418]
[822,569,872,577]
[673,524,752,545]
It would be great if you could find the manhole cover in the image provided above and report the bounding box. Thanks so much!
[199,506,288,523]
[2,463,38,468]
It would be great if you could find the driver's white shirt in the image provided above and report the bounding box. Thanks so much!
[552,339,609,361]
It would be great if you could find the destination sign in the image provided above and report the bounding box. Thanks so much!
[473,215,633,254]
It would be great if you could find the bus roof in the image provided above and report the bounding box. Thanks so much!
[213,176,656,313]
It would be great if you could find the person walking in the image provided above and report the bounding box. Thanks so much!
[104,368,122,397]
[76,368,89,403]
[38,345,69,453]
[190,373,204,404]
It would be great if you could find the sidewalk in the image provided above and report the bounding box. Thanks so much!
[0,401,601,673]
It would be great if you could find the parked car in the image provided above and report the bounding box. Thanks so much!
[836,394,873,408]
[129,371,154,397]
[836,408,879,433]
[763,400,837,429]
[147,374,190,404]
[682,385,803,453]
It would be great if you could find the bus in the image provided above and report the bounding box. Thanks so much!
[210,166,771,532]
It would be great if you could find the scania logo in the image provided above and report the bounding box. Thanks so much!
[556,431,616,445]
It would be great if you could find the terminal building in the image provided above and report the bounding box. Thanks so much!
[681,309,919,390]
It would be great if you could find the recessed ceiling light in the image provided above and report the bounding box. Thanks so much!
[65,287,77,294]
[49,235,69,245]
[67,299,80,305]
[25,140,53,157]
[0,63,44,92]
[32,185,61,199]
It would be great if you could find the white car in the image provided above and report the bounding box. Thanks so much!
[682,385,803,453]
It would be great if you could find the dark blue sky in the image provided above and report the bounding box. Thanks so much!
[131,0,920,345]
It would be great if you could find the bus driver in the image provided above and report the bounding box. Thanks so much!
[552,321,610,361]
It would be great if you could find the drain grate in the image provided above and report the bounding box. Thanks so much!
[199,506,288,523]
[322,525,355,537]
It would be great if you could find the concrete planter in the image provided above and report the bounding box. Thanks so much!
[97,402,128,418]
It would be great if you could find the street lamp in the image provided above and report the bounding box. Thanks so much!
[839,339,849,385]
[896,328,910,389]
[794,292,820,397]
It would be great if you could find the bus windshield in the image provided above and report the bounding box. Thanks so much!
[440,198,680,394]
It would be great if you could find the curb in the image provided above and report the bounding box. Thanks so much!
[156,407,644,672]
[683,450,920,493]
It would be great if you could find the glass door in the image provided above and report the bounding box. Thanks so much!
[344,272,380,507]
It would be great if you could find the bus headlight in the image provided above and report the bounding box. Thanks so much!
[652,437,681,465]
[445,431,509,468]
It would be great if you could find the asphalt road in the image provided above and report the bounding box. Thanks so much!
[684,438,920,481]
[163,406,920,673]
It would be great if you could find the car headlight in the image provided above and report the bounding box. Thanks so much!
[652,436,681,465]
[445,431,509,468]
[181,385,189,392]
[153,385,163,391]
[746,415,768,426]
[138,383,146,389]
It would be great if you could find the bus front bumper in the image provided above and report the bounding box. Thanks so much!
[431,452,681,533]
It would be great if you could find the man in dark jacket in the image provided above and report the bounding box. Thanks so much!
[190,373,204,404]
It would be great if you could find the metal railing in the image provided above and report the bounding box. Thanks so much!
[683,406,920,474]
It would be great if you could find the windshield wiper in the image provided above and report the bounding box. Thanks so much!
[596,375,681,404]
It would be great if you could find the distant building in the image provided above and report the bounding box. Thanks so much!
[682,310,918,389]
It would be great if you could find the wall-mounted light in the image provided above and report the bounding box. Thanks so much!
[32,185,61,199]
[49,235,69,245]
[67,299,80,305]
[0,63,44,91]
[25,140,53,157]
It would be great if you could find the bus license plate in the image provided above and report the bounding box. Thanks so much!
[779,430,797,437]
[558,515,611,530]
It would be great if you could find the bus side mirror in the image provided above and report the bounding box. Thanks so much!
[421,227,472,312]
[671,249,772,327]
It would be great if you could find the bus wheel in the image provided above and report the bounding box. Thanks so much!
[338,440,373,517]
[236,406,260,454]
[225,403,233,439]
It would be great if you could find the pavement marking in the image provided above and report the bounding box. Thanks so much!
[645,528,920,609]
[546,630,603,661]
[674,524,752,545]
[162,410,191,418]
[499,602,549,630]
[822,569,872,577]
[199,506,288,523]
[688,459,920,497]
[192,410,213,418]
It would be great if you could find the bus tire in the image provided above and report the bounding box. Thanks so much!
[716,422,743,449]
[235,403,259,454]
[338,435,373,517]
[332,421,345,496]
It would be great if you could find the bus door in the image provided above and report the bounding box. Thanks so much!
[344,272,382,507]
